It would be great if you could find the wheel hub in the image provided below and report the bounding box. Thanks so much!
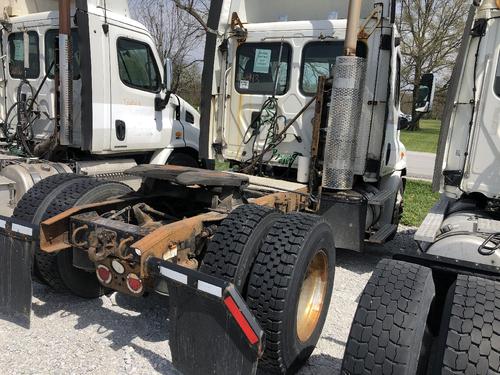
[296,250,328,343]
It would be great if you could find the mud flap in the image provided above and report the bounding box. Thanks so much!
[148,258,264,375]
[0,216,36,328]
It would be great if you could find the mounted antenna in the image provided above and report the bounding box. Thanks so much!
[102,0,109,34]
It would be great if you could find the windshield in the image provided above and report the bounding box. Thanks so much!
[235,42,291,95]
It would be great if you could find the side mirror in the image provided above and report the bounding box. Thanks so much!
[155,58,174,112]
[164,57,174,92]
[415,73,436,113]
[398,115,410,130]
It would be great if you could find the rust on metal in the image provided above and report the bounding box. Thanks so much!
[40,195,156,253]
[358,5,383,41]
[310,77,327,160]
[96,257,148,297]
[231,12,247,43]
[134,211,227,277]
[308,76,330,212]
[251,190,307,213]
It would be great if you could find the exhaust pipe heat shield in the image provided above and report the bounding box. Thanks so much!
[323,56,366,190]
[0,216,36,328]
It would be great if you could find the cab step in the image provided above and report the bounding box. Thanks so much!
[368,189,394,206]
[367,224,398,244]
[414,197,451,244]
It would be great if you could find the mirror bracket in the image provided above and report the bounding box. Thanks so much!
[155,92,172,112]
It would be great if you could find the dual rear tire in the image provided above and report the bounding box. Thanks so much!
[13,174,132,298]
[201,205,336,374]
[436,275,500,375]
[342,260,500,375]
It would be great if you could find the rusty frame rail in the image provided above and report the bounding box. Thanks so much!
[40,194,165,253]
[39,189,307,279]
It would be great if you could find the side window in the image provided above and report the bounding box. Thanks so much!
[9,32,40,79]
[45,29,81,80]
[235,43,291,95]
[300,41,343,95]
[495,51,500,97]
[117,38,160,92]
[185,111,195,124]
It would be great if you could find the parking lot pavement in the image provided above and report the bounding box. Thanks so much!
[406,151,436,180]
[0,227,418,375]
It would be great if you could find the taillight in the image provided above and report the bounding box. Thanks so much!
[126,273,143,294]
[96,265,112,284]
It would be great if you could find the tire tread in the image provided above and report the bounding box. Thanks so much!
[27,177,120,292]
[247,213,329,373]
[342,259,434,375]
[440,275,500,375]
[200,204,277,287]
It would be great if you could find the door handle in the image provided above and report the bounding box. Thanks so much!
[115,120,126,141]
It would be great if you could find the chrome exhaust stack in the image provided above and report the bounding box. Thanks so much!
[322,0,366,190]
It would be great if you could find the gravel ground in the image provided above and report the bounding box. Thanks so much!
[0,227,417,374]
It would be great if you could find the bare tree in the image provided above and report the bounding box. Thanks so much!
[399,0,469,130]
[129,0,209,104]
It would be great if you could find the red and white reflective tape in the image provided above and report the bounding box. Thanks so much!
[150,258,264,352]
[160,267,188,285]
[0,215,36,239]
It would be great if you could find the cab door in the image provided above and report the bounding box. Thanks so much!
[108,25,172,152]
[462,39,500,196]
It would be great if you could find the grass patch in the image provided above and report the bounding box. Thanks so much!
[215,161,230,171]
[400,119,441,154]
[402,179,440,227]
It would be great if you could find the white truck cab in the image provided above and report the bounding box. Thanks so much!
[344,4,500,373]
[199,0,420,251]
[0,0,200,212]
[435,0,500,200]
[201,0,406,181]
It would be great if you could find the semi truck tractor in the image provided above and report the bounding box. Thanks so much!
[0,0,201,216]
[342,1,500,374]
[0,0,434,374]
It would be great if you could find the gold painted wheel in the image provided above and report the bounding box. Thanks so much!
[296,250,329,343]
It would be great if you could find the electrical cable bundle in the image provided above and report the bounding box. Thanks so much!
[1,61,55,156]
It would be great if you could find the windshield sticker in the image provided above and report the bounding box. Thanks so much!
[240,80,250,89]
[13,39,24,61]
[254,49,272,74]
